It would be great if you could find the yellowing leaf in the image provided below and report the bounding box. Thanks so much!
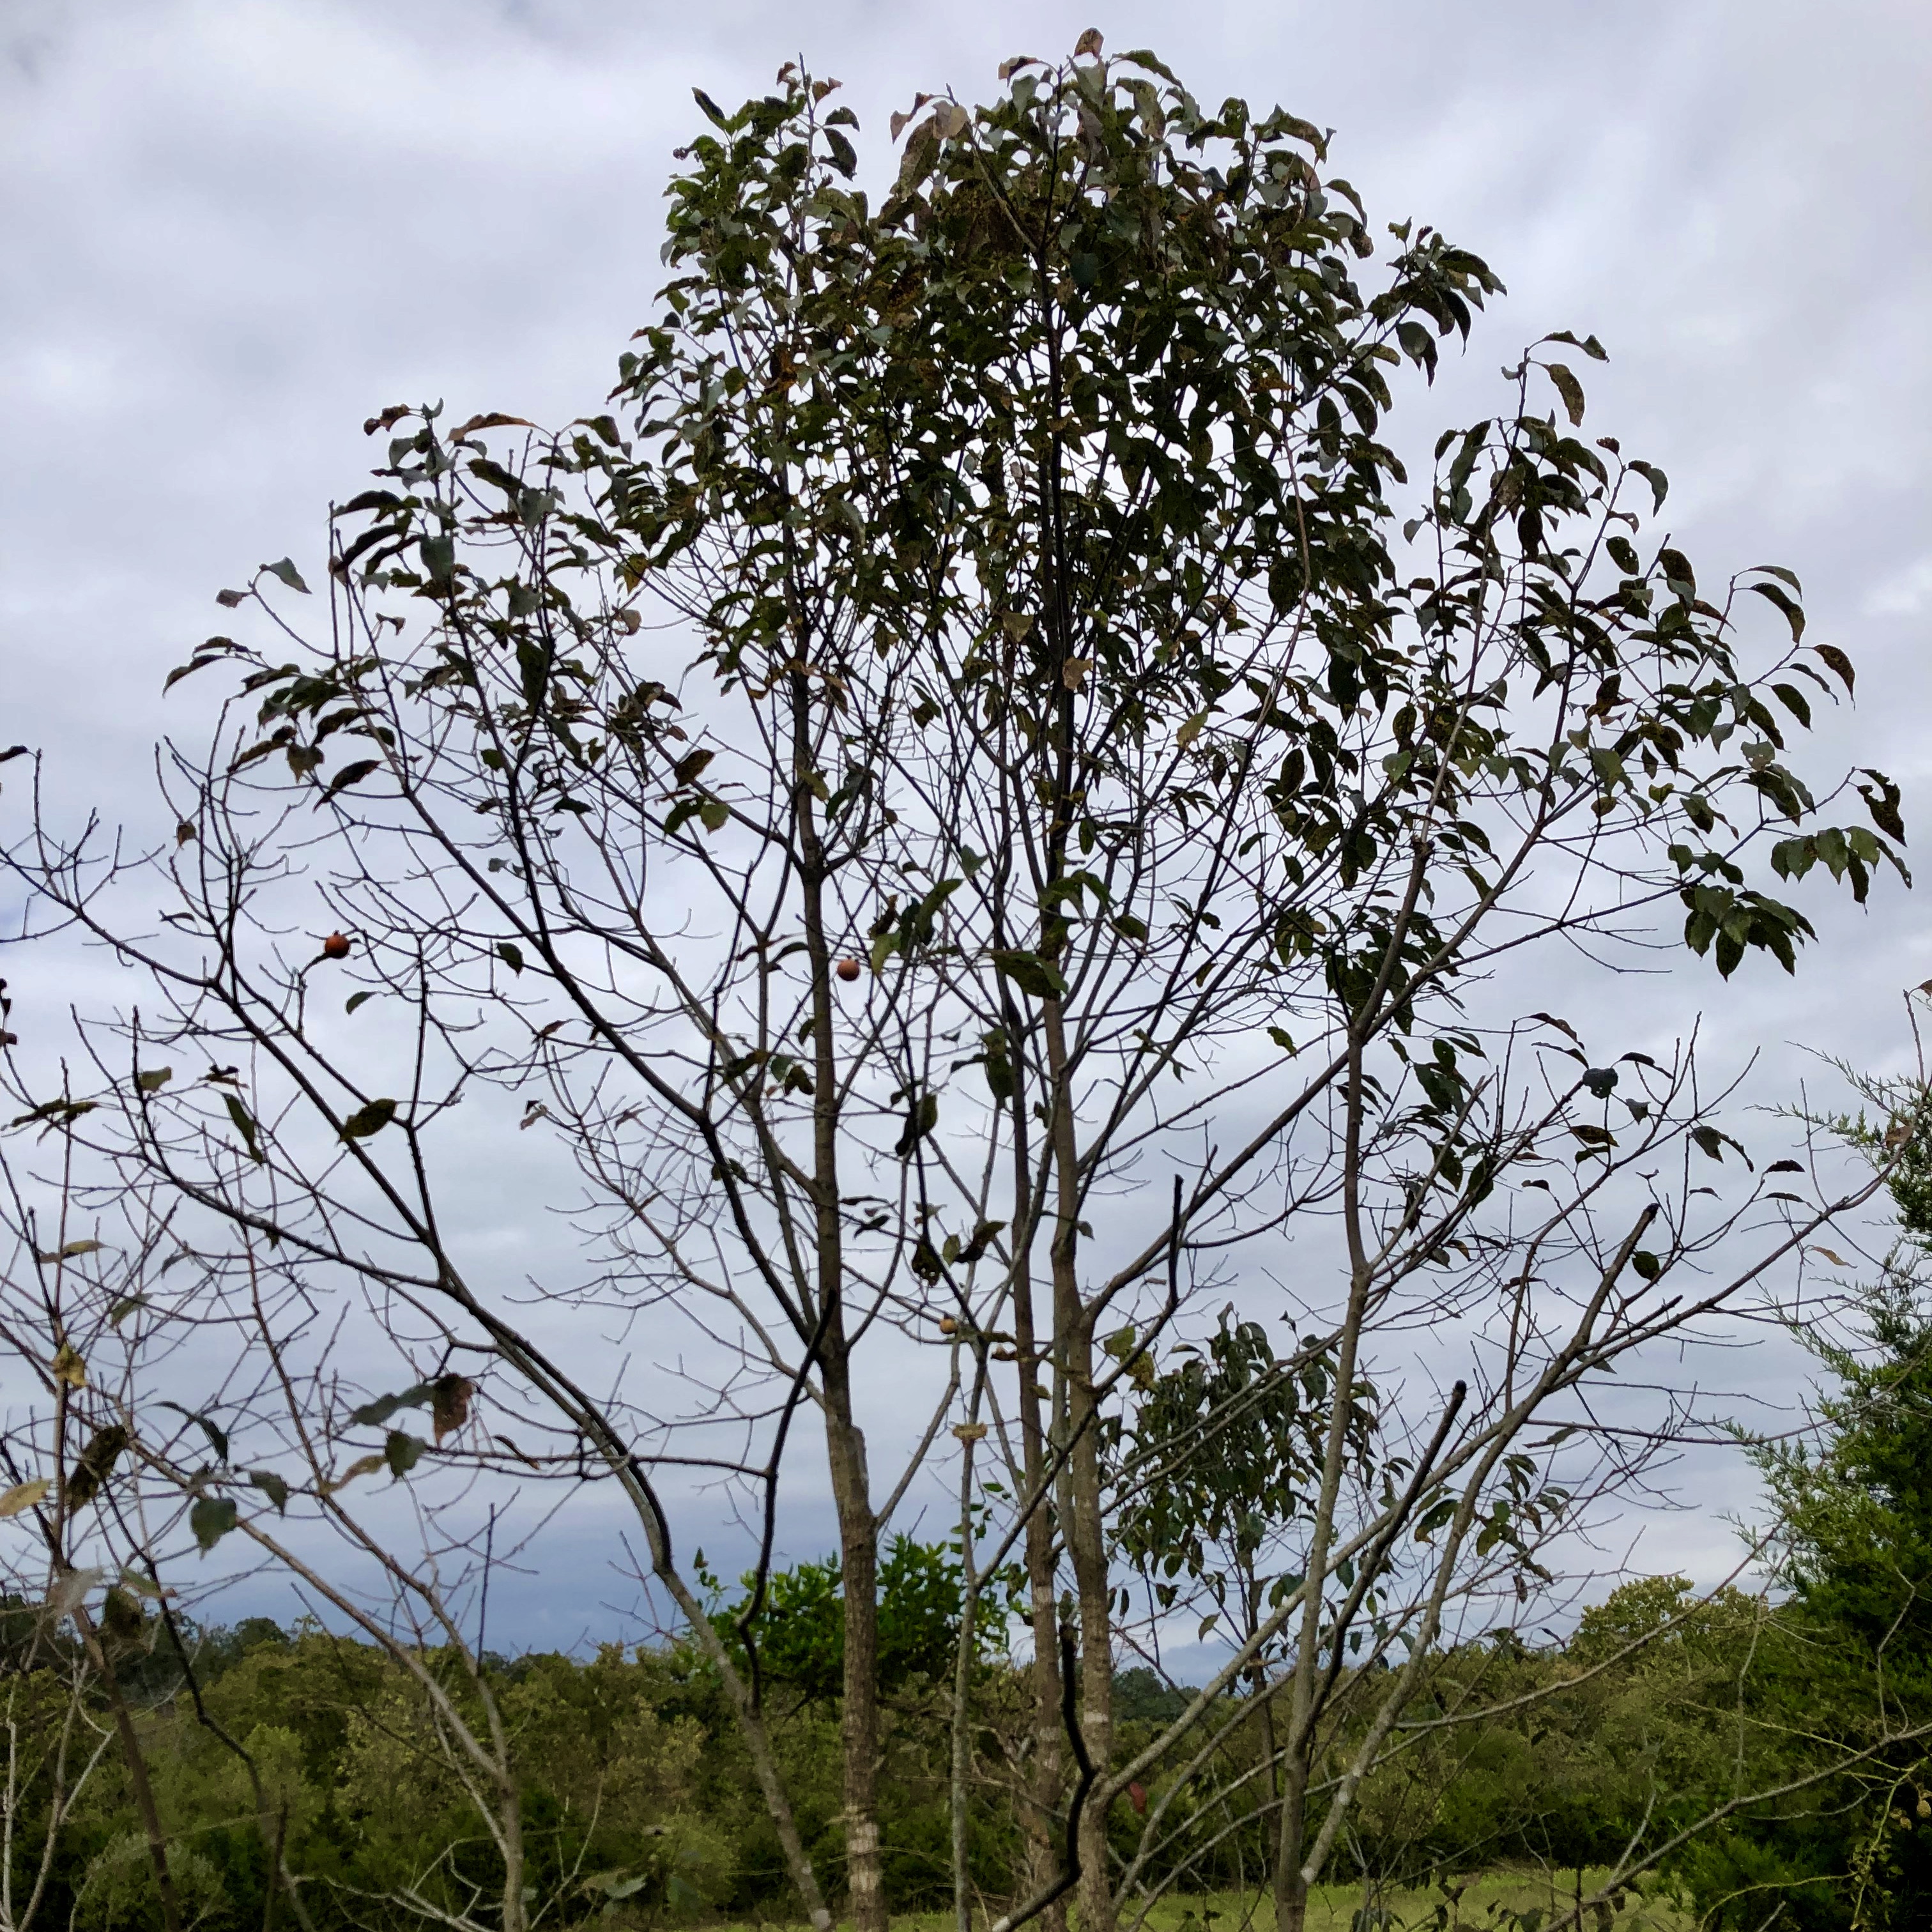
[0,1478,49,1518]
[51,1344,86,1389]
[321,1452,387,1496]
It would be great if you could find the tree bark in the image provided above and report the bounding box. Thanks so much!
[793,661,887,1932]
[1045,1001,1114,1932]
[824,1363,885,1932]
[72,1607,182,1932]
[1013,1252,1068,1932]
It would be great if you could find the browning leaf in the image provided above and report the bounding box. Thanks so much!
[431,1375,475,1445]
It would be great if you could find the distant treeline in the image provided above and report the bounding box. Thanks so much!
[4,1553,1927,1932]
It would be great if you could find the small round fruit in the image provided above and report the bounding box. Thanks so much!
[938,1315,958,1335]
[321,932,352,960]
[835,956,861,982]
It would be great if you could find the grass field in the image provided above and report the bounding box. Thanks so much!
[706,1873,1693,1932]
[1112,1876,1692,1930]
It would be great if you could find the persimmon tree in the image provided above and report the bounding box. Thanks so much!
[2,29,1915,1932]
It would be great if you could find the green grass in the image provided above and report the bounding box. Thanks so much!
[1113,1876,1692,1930]
[702,1872,1692,1932]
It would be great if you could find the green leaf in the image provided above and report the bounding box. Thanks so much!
[224,1093,264,1163]
[990,949,1068,1000]
[165,638,243,691]
[1657,548,1697,595]
[109,1295,148,1328]
[160,1402,229,1464]
[339,1098,398,1141]
[39,1238,104,1261]
[247,1469,289,1514]
[383,1431,425,1479]
[1541,362,1585,426]
[349,1382,443,1428]
[1627,461,1667,510]
[322,758,381,800]
[1546,329,1608,362]
[1813,644,1854,694]
[10,1098,97,1130]
[1631,1250,1662,1281]
[894,1091,939,1160]
[1858,770,1906,842]
[896,117,940,197]
[1747,579,1805,641]
[345,990,376,1015]
[262,558,310,594]
[498,942,525,974]
[190,1496,238,1554]
[136,1066,172,1093]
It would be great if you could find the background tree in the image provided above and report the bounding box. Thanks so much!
[1728,1083,1932,1929]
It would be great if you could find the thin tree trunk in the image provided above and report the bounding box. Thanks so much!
[1011,1245,1067,1932]
[792,661,887,1932]
[1274,1034,1375,1932]
[495,1778,526,1932]
[951,1412,981,1932]
[72,1607,182,1932]
[825,1365,885,1932]
[1042,999,1114,1932]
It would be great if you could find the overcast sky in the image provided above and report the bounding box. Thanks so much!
[3,0,1929,1653]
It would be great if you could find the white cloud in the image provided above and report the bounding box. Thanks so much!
[1864,556,1932,617]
